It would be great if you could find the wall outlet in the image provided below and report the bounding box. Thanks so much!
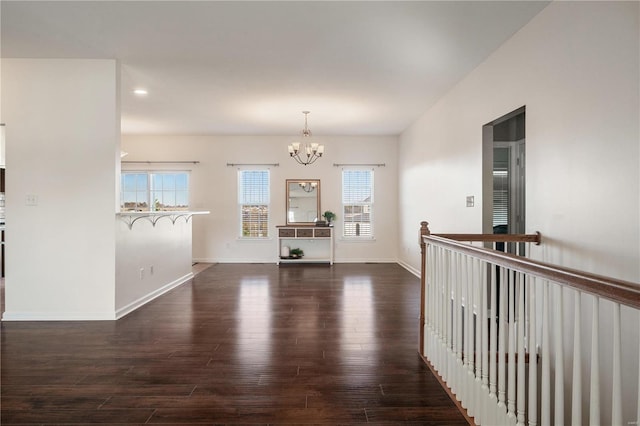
[25,194,38,206]
[139,268,144,280]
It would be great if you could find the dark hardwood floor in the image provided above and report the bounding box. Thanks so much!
[1,263,468,425]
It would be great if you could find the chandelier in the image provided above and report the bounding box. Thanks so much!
[288,111,324,166]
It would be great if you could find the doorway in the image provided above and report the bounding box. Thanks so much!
[483,107,526,252]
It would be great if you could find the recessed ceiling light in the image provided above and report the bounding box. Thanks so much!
[133,88,148,96]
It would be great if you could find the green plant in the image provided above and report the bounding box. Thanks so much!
[323,210,336,223]
[289,248,304,257]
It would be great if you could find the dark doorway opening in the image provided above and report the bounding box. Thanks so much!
[483,107,526,253]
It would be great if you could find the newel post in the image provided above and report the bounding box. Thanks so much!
[419,221,430,356]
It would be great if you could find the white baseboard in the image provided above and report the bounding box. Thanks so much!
[398,260,420,277]
[2,311,117,321]
[192,257,216,263]
[193,258,274,264]
[194,258,405,266]
[115,272,194,320]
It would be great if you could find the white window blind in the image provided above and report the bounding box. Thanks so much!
[493,169,509,228]
[342,169,373,238]
[238,170,270,238]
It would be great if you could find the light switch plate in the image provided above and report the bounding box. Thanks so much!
[466,196,474,207]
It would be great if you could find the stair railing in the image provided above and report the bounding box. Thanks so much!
[419,221,640,425]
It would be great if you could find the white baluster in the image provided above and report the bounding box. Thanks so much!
[554,285,565,425]
[433,243,444,366]
[466,255,476,416]
[475,258,485,424]
[431,246,439,369]
[447,251,455,388]
[459,252,468,408]
[455,251,462,393]
[436,248,447,382]
[541,281,551,426]
[447,249,454,383]
[481,260,490,424]
[459,253,467,406]
[637,313,640,426]
[431,245,438,362]
[438,247,445,369]
[498,267,507,420]
[427,244,435,358]
[571,290,582,426]
[589,297,600,426]
[488,262,499,425]
[428,246,435,364]
[447,249,454,387]
[508,271,517,423]
[516,273,526,426]
[611,303,622,426]
[469,259,482,417]
[425,244,433,356]
[446,251,453,389]
[528,277,538,426]
[442,249,451,385]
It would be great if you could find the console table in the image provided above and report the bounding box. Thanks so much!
[277,225,334,265]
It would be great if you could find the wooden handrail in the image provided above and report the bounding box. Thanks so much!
[422,231,640,310]
[433,232,541,244]
[419,220,541,245]
[417,221,542,354]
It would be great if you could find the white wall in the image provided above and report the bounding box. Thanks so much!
[399,1,639,282]
[121,135,399,263]
[1,59,119,320]
[115,217,193,318]
[398,2,639,423]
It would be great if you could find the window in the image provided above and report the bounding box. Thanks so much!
[238,170,270,238]
[121,173,149,211]
[342,169,373,238]
[121,172,189,211]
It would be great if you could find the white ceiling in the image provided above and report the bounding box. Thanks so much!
[1,1,549,136]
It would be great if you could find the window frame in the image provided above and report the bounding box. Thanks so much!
[341,168,374,239]
[121,171,190,212]
[237,169,270,239]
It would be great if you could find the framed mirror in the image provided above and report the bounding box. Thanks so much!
[286,179,321,225]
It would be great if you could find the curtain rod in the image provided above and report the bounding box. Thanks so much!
[333,163,386,167]
[122,161,200,164]
[226,163,280,167]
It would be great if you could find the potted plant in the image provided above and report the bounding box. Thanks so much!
[323,210,336,225]
[289,248,304,258]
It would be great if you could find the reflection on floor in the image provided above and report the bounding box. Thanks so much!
[0,263,468,424]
